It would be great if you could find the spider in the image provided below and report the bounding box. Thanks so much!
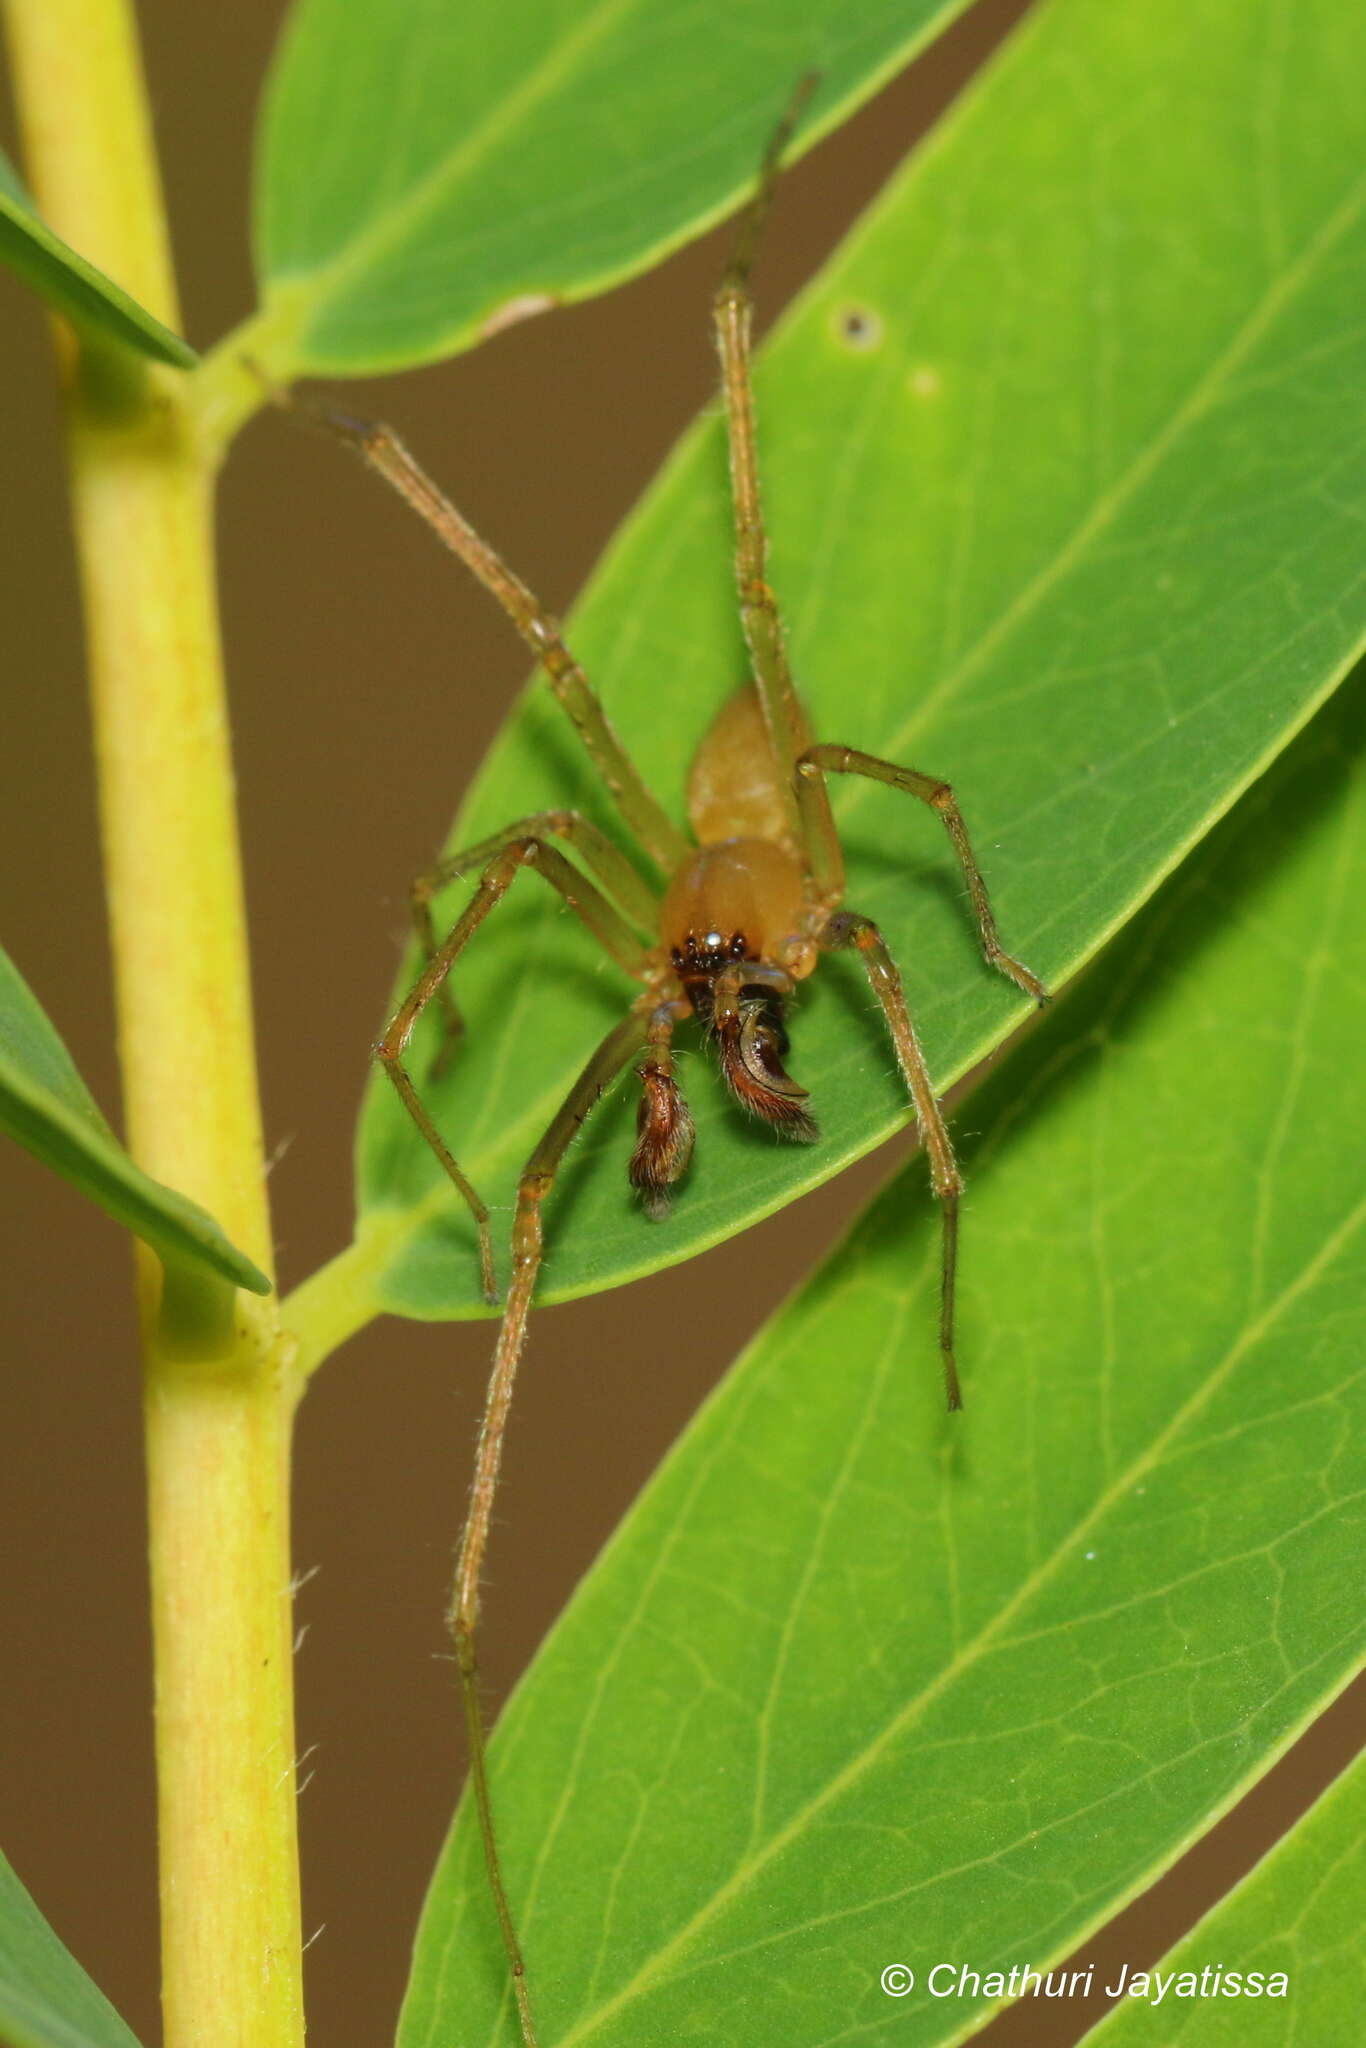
[314,80,1045,2048]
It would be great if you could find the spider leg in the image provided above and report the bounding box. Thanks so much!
[304,403,688,875]
[449,1008,652,2048]
[377,838,655,1302]
[821,910,964,1411]
[801,745,1048,1003]
[411,809,661,1076]
[713,79,840,873]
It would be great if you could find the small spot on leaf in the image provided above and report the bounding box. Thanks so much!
[835,304,883,351]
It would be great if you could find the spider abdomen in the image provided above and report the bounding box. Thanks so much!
[686,682,810,848]
[661,836,806,966]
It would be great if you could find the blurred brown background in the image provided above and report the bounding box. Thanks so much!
[1,3,1359,2043]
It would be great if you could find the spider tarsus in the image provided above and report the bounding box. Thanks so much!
[994,951,1050,1007]
[476,1240,499,1309]
[718,72,820,297]
[763,70,820,184]
[297,394,388,458]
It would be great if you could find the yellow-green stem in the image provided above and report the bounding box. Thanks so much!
[2,2,306,2044]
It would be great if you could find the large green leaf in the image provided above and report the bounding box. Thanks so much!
[320,0,1366,1337]
[1084,1754,1365,2043]
[0,943,270,1298]
[0,1847,144,2048]
[0,147,194,368]
[398,663,1366,2044]
[253,0,978,375]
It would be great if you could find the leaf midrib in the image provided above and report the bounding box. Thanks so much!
[266,0,641,308]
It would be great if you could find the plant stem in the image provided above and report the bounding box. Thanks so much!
[1,3,306,2044]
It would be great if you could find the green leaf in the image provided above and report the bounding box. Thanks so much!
[341,0,1366,1329]
[0,943,270,1297]
[254,0,977,375]
[0,147,195,368]
[398,664,1366,2044]
[1083,1754,1365,2043]
[0,1846,143,2048]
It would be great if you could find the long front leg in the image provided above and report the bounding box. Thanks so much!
[712,79,839,875]
[449,1009,650,2048]
[308,403,689,875]
[821,910,964,1411]
[801,745,1048,1004]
